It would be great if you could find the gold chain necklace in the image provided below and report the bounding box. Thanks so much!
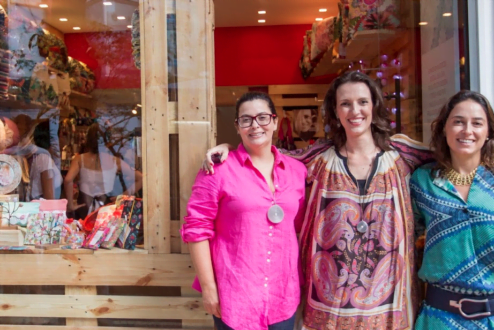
[444,167,478,186]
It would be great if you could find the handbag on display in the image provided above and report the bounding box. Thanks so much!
[276,117,297,151]
[117,197,143,250]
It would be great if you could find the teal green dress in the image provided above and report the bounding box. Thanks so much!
[410,163,494,329]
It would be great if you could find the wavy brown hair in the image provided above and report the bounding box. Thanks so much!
[323,71,392,151]
[430,90,494,175]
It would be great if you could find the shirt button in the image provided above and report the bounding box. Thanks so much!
[269,226,273,229]
[269,233,273,237]
[267,259,270,263]
[267,251,271,254]
[264,283,268,287]
[271,201,275,205]
[275,184,279,188]
[265,277,268,281]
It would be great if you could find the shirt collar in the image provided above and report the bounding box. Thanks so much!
[236,143,286,169]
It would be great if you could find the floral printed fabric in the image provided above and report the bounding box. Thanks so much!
[340,0,401,46]
[24,212,66,245]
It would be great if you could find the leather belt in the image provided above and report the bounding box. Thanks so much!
[426,285,494,320]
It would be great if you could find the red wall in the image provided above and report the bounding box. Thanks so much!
[64,31,140,89]
[215,25,334,86]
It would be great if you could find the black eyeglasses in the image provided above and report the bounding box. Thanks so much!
[236,114,277,128]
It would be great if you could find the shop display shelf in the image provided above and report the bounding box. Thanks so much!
[311,55,351,77]
[0,94,53,110]
[345,29,397,60]
[70,90,93,99]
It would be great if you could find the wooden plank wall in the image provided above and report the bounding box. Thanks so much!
[0,0,215,329]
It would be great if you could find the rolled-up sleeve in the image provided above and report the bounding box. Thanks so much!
[180,170,220,243]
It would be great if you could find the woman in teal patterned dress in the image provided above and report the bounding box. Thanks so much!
[411,90,494,328]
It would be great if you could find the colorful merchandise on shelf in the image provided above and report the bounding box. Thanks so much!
[299,30,313,79]
[83,225,110,250]
[29,63,59,107]
[131,9,141,70]
[340,0,401,46]
[24,212,66,245]
[100,216,126,249]
[0,201,39,227]
[117,197,143,250]
[67,57,95,94]
[28,31,69,72]
[310,17,336,61]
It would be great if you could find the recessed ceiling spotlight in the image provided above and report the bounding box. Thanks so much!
[137,104,142,107]
[443,12,452,17]
[258,19,266,23]
[59,18,68,22]
[73,27,81,30]
[117,16,126,20]
[103,1,113,5]
[127,25,132,28]
[39,4,48,8]
[315,18,323,21]
[258,10,266,14]
[131,109,138,115]
[419,21,428,25]
[319,8,327,12]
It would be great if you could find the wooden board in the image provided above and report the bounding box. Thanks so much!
[0,254,195,286]
[141,0,171,254]
[176,0,212,254]
[65,286,98,326]
[0,295,210,320]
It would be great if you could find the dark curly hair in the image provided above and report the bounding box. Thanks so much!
[323,71,392,151]
[430,90,494,175]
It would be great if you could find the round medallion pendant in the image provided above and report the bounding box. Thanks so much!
[267,204,284,224]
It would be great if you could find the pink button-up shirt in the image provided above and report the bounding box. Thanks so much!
[181,144,307,330]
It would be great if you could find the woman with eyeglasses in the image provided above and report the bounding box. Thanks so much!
[181,92,307,330]
[202,71,434,329]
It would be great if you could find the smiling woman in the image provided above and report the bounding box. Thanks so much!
[181,91,307,330]
[411,91,494,329]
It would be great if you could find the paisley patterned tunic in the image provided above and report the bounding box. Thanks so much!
[298,135,432,330]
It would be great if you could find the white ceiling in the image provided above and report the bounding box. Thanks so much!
[11,0,138,33]
[9,0,340,32]
[214,0,340,27]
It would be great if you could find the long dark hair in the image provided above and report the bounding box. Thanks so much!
[323,71,392,151]
[431,90,494,174]
[85,123,102,154]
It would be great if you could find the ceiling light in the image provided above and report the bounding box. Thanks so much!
[443,12,452,17]
[316,18,323,21]
[131,109,138,115]
[117,16,126,20]
[103,1,112,5]
[258,19,265,23]
[59,18,68,22]
[39,4,48,8]
[419,21,428,25]
[258,10,266,14]
[137,104,142,107]
[319,8,327,12]
[127,25,132,28]
[73,27,81,30]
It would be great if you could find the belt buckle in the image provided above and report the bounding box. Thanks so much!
[450,298,491,319]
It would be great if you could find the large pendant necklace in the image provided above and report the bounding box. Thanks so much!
[445,167,478,186]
